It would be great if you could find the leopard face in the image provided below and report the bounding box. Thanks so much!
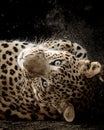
[18,46,101,122]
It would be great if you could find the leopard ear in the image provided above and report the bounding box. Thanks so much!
[78,60,101,78]
[63,103,75,122]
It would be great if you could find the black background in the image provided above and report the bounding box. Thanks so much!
[0,0,104,62]
[0,0,104,124]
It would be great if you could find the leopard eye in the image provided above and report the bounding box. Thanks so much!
[54,60,61,66]
[41,78,48,88]
[50,60,62,66]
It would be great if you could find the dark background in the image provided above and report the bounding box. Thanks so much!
[0,0,104,129]
[0,0,104,62]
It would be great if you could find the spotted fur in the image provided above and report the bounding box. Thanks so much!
[0,39,101,122]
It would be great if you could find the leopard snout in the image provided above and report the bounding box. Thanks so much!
[23,53,50,78]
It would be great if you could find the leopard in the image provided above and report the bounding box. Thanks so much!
[0,39,102,122]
